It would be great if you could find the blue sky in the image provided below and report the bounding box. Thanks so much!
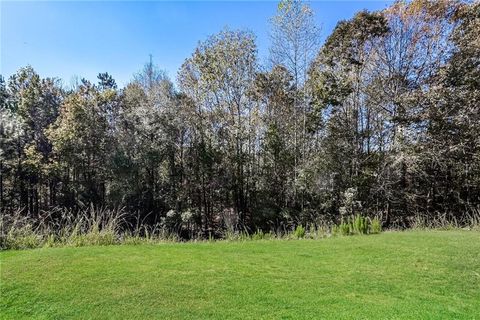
[1,1,392,87]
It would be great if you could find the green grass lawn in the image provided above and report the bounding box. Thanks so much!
[1,230,479,319]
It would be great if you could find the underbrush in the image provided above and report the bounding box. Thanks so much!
[1,207,478,250]
[0,207,167,250]
[408,210,480,231]
[331,215,382,236]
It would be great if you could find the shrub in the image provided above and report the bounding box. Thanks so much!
[5,225,42,250]
[370,217,382,234]
[333,215,381,236]
[339,221,350,236]
[352,215,368,235]
[294,225,306,239]
[251,230,265,240]
[306,224,318,239]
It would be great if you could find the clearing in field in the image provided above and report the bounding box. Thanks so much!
[1,230,479,319]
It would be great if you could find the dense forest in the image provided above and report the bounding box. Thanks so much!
[1,0,479,237]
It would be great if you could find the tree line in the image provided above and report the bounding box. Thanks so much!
[1,0,479,236]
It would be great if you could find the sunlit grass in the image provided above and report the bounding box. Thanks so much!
[1,230,479,319]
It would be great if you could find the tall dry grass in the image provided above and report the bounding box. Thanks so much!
[1,207,478,250]
[409,209,480,231]
[0,206,174,250]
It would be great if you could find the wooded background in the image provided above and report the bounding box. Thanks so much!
[1,0,479,235]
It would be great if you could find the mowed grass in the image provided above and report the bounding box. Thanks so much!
[1,231,479,319]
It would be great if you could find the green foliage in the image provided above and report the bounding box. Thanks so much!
[352,215,368,235]
[3,205,480,250]
[251,230,263,240]
[4,225,42,250]
[1,0,479,240]
[333,215,381,236]
[338,221,351,236]
[293,225,306,239]
[66,229,117,247]
[251,230,275,240]
[370,217,382,234]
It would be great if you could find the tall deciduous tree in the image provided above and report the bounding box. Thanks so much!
[179,29,258,231]
[270,0,321,205]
